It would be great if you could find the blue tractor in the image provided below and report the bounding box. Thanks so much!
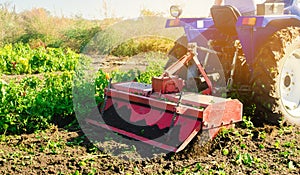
[165,0,300,125]
[88,0,300,153]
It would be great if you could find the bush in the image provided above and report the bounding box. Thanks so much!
[111,37,174,57]
[61,27,102,53]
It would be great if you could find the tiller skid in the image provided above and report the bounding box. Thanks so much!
[87,46,242,152]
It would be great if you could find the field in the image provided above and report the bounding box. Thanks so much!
[0,5,299,175]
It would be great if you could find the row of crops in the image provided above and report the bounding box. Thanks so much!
[0,43,105,134]
[0,43,166,135]
[0,43,78,75]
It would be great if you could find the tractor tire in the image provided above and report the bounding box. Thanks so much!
[251,26,300,125]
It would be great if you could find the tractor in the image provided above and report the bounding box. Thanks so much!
[165,0,300,126]
[86,0,300,153]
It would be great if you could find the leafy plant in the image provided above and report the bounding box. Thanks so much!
[61,26,102,53]
[111,37,174,57]
[0,43,80,75]
[0,71,75,134]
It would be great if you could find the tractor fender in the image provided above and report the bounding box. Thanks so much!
[236,15,300,28]
[236,16,300,66]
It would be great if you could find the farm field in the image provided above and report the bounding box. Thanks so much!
[0,5,299,175]
[0,50,299,174]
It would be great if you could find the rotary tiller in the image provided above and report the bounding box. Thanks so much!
[86,47,242,152]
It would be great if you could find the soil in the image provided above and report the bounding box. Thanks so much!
[89,54,151,73]
[0,123,299,174]
[1,54,300,174]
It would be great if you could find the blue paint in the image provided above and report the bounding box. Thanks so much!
[165,1,300,71]
[284,0,300,16]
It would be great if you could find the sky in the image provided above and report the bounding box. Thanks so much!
[2,0,269,20]
[2,0,215,20]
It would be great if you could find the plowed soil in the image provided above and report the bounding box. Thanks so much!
[0,123,299,174]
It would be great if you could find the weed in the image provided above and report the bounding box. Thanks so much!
[240,143,247,149]
[238,153,253,166]
[274,140,280,149]
[73,170,81,175]
[222,148,229,156]
[111,37,173,57]
[258,143,265,149]
[279,151,290,158]
[66,135,85,146]
[283,141,295,148]
[258,131,267,140]
[241,116,254,129]
[194,163,204,172]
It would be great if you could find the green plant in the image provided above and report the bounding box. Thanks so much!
[110,69,141,83]
[258,131,267,140]
[0,43,80,75]
[241,116,254,129]
[222,148,229,156]
[111,37,174,57]
[0,71,75,134]
[274,140,281,149]
[236,153,254,166]
[258,144,265,149]
[61,26,102,53]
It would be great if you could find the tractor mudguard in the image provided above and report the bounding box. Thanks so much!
[236,15,300,65]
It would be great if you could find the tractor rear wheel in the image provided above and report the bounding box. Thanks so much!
[251,27,300,125]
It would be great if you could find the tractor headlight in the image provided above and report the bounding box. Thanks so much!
[170,5,182,18]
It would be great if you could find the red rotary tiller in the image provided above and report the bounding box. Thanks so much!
[86,45,242,152]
